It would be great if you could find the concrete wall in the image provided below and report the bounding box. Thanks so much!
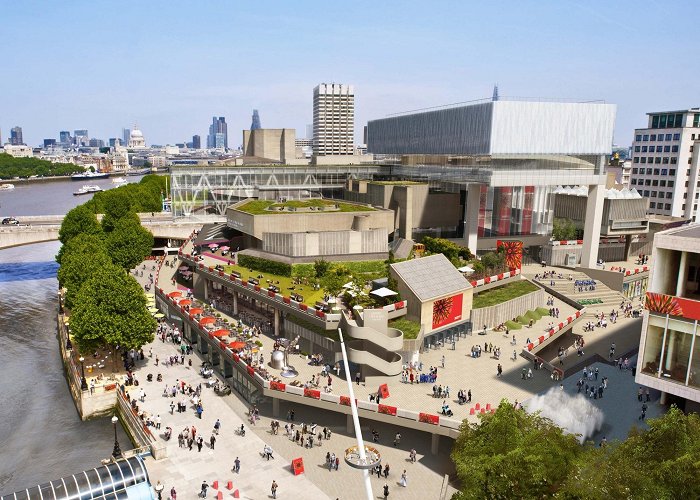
[471,288,546,329]
[414,289,473,335]
[262,228,387,257]
[242,128,296,163]
[542,242,627,267]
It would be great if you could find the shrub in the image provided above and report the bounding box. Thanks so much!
[238,254,292,277]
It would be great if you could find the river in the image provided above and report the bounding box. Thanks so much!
[0,178,138,495]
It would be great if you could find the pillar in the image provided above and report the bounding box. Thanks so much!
[580,184,605,268]
[274,308,280,337]
[272,397,280,418]
[431,433,440,455]
[664,331,676,371]
[233,291,239,315]
[347,414,353,433]
[463,184,481,254]
[676,251,688,297]
[660,391,668,405]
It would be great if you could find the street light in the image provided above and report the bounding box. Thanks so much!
[79,356,88,391]
[111,415,122,459]
[65,334,72,351]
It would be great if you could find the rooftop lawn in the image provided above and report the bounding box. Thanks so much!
[370,180,425,186]
[221,263,326,305]
[389,317,421,339]
[472,280,540,309]
[236,199,375,215]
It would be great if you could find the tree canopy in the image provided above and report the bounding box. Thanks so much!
[552,217,579,241]
[57,234,112,308]
[85,174,167,215]
[106,213,154,270]
[58,204,103,246]
[0,153,83,179]
[69,263,156,353]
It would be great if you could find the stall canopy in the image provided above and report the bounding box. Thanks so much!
[370,287,398,298]
[199,317,216,325]
[167,291,182,298]
[211,329,230,337]
[188,308,204,315]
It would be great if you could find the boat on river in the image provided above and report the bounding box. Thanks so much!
[0,183,15,190]
[73,185,103,196]
[71,171,110,180]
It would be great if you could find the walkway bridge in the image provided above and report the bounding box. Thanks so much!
[0,214,223,250]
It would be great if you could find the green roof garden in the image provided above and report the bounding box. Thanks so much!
[236,199,376,215]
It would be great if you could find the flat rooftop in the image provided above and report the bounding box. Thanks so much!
[235,199,376,215]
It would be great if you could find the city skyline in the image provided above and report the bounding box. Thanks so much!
[1,1,698,146]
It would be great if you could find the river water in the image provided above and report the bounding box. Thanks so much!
[0,178,138,495]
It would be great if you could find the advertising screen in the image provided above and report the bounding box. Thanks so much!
[432,293,464,329]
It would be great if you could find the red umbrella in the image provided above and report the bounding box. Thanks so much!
[167,291,182,298]
[212,329,230,337]
[178,299,192,306]
[199,317,216,325]
[188,307,204,315]
[228,341,247,350]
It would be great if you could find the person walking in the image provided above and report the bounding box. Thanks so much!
[271,480,278,499]
[233,456,240,473]
[497,363,503,377]
[383,463,390,478]
[383,483,390,499]
[393,432,401,447]
[210,433,216,450]
[200,481,208,498]
[213,418,221,435]
[400,470,408,487]
[154,481,164,500]
[197,436,204,452]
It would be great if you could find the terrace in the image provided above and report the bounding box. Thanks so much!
[236,198,376,215]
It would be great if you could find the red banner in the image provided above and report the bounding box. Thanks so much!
[270,381,286,391]
[292,457,305,475]
[432,293,463,329]
[646,292,700,321]
[304,388,321,399]
[378,383,390,399]
[339,396,351,406]
[246,366,254,377]
[378,404,397,416]
[418,412,439,425]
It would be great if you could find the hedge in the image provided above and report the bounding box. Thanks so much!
[238,254,292,277]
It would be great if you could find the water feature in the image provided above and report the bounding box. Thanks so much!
[524,387,604,443]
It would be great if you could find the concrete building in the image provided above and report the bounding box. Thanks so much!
[2,144,33,158]
[9,126,23,145]
[636,224,700,412]
[74,129,89,147]
[367,98,616,266]
[629,109,700,221]
[607,159,632,188]
[192,134,201,149]
[208,116,228,149]
[242,128,296,163]
[313,83,354,156]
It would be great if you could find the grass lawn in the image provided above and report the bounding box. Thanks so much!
[236,199,375,215]
[389,317,422,339]
[472,280,540,309]
[222,263,326,305]
[370,180,424,186]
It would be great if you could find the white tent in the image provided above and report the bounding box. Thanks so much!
[457,265,475,274]
[370,287,398,298]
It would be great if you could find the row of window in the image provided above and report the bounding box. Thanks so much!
[641,190,672,198]
[631,168,675,176]
[635,132,682,141]
[651,113,685,129]
[634,145,680,153]
[649,202,673,210]
[633,157,678,164]
[631,178,674,187]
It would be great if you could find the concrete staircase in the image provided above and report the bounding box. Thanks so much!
[541,270,624,319]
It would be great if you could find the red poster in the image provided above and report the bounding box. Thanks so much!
[432,293,463,329]
[646,292,700,321]
[497,240,523,270]
[292,457,305,475]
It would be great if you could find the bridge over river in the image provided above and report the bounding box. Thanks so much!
[0,213,224,250]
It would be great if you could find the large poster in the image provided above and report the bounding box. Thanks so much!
[432,293,464,329]
[646,292,700,321]
[497,240,523,270]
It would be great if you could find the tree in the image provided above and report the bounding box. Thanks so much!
[70,263,156,354]
[422,236,463,261]
[57,234,113,308]
[451,400,582,499]
[552,218,578,241]
[58,205,102,246]
[320,267,350,299]
[314,258,330,278]
[106,213,154,270]
[100,190,134,232]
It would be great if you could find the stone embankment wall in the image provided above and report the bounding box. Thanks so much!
[470,289,547,328]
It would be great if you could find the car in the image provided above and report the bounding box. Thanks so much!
[2,217,19,225]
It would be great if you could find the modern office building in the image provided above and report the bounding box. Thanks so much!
[208,116,228,149]
[628,109,700,221]
[122,127,131,146]
[88,138,104,148]
[636,224,700,412]
[59,130,71,145]
[192,134,201,149]
[313,83,355,156]
[43,138,56,148]
[74,129,89,146]
[9,126,23,145]
[251,109,262,130]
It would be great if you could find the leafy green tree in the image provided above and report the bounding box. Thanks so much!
[57,234,112,308]
[0,153,82,179]
[58,205,103,246]
[422,236,463,261]
[314,259,331,278]
[320,267,350,298]
[106,213,154,270]
[70,263,156,354]
[552,218,578,241]
[451,400,582,499]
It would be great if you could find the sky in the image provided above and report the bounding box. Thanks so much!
[1,0,698,148]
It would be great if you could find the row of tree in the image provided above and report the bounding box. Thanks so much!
[0,153,83,179]
[58,178,158,354]
[451,401,700,499]
[84,174,167,214]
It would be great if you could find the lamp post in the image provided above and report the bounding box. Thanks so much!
[79,356,88,391]
[111,415,122,459]
[65,334,72,351]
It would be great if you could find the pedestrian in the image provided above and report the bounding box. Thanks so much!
[441,354,445,368]
[154,481,164,500]
[645,388,650,402]
[169,401,175,414]
[170,486,177,500]
[640,403,648,420]
[384,463,390,478]
[271,480,278,499]
[400,470,408,487]
[497,363,502,377]
[335,455,339,470]
[394,432,401,447]
[234,456,240,473]
[210,433,216,450]
[383,483,390,499]
[356,372,361,385]
[200,481,208,498]
[197,436,203,452]
[638,387,643,401]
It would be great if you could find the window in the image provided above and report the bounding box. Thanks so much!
[643,134,649,141]
[651,191,657,197]
[691,146,694,153]
[633,157,639,164]
[651,116,659,128]
[642,146,648,152]
[670,169,676,176]
[645,179,651,186]
[668,181,674,187]
[650,134,657,141]
[631,179,637,185]
[641,157,647,164]
[636,134,642,141]
[646,168,653,175]
[655,157,662,164]
[672,145,679,152]
[660,115,667,128]
[652,180,658,186]
[661,168,668,175]
[635,146,641,152]
[666,133,672,141]
[633,167,639,174]
[666,204,672,210]
[694,113,700,128]
[650,202,656,208]
[667,192,673,199]
[660,180,666,186]
[684,193,688,199]
[656,146,663,152]
[643,190,650,197]
[664,146,671,152]
[683,204,686,210]
[674,133,681,140]
[663,157,669,164]
[654,169,660,175]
